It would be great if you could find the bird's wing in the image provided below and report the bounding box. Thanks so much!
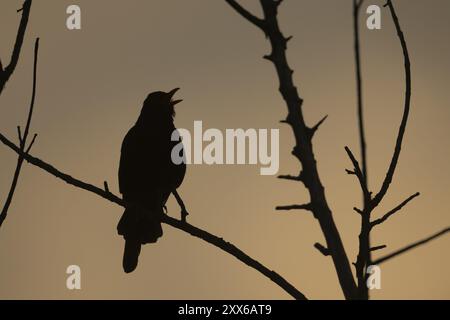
[119,126,143,196]
[119,125,186,199]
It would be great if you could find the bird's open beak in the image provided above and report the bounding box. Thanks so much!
[168,88,180,98]
[168,88,182,106]
[171,99,183,106]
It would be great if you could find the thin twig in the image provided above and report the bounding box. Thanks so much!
[0,0,32,94]
[353,0,367,182]
[224,0,265,29]
[0,38,39,228]
[351,0,372,299]
[372,0,412,207]
[276,204,312,211]
[345,146,369,201]
[371,192,420,227]
[372,228,450,265]
[314,243,330,257]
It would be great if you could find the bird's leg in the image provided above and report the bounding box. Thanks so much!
[180,207,189,223]
[173,190,189,223]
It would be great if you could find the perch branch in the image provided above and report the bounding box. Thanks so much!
[0,132,307,300]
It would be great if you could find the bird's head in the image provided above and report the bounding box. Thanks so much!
[138,88,182,125]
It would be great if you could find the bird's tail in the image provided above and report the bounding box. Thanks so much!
[117,206,163,273]
[123,237,141,273]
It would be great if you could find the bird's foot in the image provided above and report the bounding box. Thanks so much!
[181,209,189,223]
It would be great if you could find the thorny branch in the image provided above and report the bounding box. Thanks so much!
[226,0,357,299]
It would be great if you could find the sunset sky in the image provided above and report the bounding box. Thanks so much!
[0,0,449,299]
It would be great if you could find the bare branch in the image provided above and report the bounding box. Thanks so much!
[25,133,37,153]
[0,132,307,300]
[372,228,450,265]
[227,0,358,299]
[17,126,23,144]
[371,192,420,228]
[353,0,368,183]
[276,203,312,212]
[314,243,330,257]
[0,0,32,94]
[370,245,386,252]
[0,38,39,228]
[224,0,265,30]
[350,0,413,299]
[372,0,412,207]
[278,174,302,182]
[345,146,369,200]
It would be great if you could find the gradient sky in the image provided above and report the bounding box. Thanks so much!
[0,0,449,299]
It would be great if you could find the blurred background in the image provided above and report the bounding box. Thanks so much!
[0,0,449,299]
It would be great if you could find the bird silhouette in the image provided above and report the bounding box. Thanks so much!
[117,88,186,273]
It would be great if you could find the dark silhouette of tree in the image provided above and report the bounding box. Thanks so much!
[0,0,32,95]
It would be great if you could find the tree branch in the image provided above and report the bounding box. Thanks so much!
[308,115,328,139]
[0,132,307,300]
[345,146,370,201]
[372,0,412,207]
[0,38,39,228]
[350,0,416,299]
[224,0,265,30]
[351,0,372,298]
[372,228,450,265]
[0,0,32,94]
[371,192,420,228]
[353,0,367,183]
[276,203,312,211]
[314,243,330,257]
[278,174,302,182]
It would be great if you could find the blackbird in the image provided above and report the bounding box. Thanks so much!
[118,88,186,273]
